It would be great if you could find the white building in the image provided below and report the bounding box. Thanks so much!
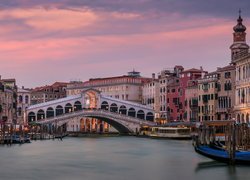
[67,71,151,103]
[232,13,250,123]
[142,74,160,119]
[17,87,31,124]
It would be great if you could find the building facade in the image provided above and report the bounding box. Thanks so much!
[31,82,68,105]
[231,13,250,123]
[17,87,31,124]
[0,77,17,124]
[216,65,236,120]
[198,72,218,121]
[157,69,174,119]
[142,74,160,118]
[167,67,206,121]
[67,71,151,104]
[185,80,199,122]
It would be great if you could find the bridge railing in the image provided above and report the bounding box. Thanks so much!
[33,109,156,126]
[84,110,156,126]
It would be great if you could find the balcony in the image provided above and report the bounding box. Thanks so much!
[216,108,228,113]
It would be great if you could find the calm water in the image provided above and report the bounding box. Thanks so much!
[0,136,249,180]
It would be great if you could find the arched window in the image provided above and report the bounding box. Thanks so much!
[46,107,54,118]
[128,108,136,117]
[146,112,154,121]
[18,95,23,103]
[25,95,29,104]
[119,105,127,115]
[65,103,73,113]
[28,112,36,122]
[101,101,109,110]
[137,110,145,120]
[74,101,82,111]
[110,103,118,113]
[56,105,64,116]
[37,109,45,120]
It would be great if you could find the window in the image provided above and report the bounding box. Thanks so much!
[25,95,29,104]
[18,107,22,116]
[225,72,231,78]
[18,95,23,103]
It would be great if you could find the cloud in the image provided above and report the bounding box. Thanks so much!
[1,0,250,18]
[0,0,249,87]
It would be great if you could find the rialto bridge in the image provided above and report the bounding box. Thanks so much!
[26,89,156,134]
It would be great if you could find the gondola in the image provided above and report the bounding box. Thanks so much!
[194,144,250,165]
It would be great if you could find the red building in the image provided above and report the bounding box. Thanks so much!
[167,67,206,121]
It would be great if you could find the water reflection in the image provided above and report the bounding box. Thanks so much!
[0,137,250,180]
[196,161,230,171]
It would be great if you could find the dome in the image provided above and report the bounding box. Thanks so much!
[233,15,247,33]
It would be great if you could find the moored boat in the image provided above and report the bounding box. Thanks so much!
[194,144,250,165]
[148,126,192,139]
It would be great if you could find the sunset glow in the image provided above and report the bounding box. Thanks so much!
[0,0,249,87]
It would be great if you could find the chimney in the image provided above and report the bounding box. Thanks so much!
[152,73,156,79]
[200,66,203,71]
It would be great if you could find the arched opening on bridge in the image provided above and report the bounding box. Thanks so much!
[28,112,36,122]
[128,108,136,117]
[101,101,109,110]
[74,101,82,111]
[56,105,64,116]
[46,107,54,118]
[119,105,127,115]
[246,113,249,123]
[84,90,99,109]
[65,103,73,113]
[110,103,118,113]
[37,109,45,120]
[137,110,145,120]
[146,112,154,121]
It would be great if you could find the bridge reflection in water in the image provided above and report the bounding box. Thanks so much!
[26,89,155,134]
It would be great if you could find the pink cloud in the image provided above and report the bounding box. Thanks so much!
[0,6,248,87]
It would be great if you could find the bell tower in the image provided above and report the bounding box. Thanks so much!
[230,10,249,63]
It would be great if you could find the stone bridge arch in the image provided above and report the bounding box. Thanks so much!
[80,115,133,134]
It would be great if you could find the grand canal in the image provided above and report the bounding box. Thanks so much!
[0,136,249,180]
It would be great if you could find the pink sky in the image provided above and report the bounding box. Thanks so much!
[0,3,249,87]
